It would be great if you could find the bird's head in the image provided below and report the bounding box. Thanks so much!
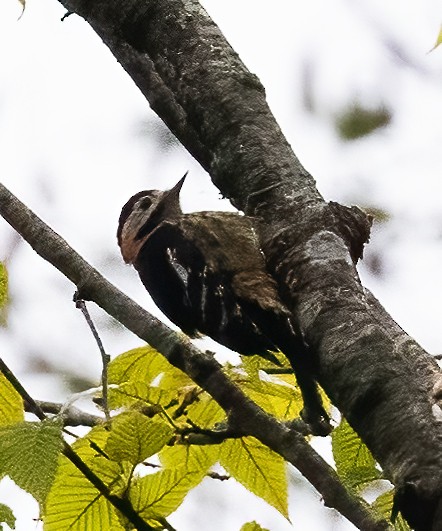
[117,173,187,264]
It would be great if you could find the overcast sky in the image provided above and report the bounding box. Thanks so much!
[0,0,441,529]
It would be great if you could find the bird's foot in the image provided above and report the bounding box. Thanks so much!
[300,406,332,437]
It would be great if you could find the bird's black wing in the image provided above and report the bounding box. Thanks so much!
[135,215,278,356]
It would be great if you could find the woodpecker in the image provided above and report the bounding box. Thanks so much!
[117,174,329,434]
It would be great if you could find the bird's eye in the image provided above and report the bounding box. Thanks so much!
[139,197,152,210]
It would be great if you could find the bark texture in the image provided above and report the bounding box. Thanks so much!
[50,0,442,527]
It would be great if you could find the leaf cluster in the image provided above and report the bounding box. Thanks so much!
[0,337,298,530]
[332,418,410,531]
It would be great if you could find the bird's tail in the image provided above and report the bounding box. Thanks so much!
[244,303,331,435]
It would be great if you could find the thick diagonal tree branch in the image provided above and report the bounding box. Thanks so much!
[14,0,442,527]
[0,185,388,530]
[49,2,442,527]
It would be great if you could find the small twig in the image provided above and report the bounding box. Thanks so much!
[208,471,230,481]
[74,296,111,421]
[61,11,73,21]
[34,400,103,427]
[262,367,293,375]
[141,459,229,482]
[141,461,162,469]
[171,386,202,419]
[157,518,177,531]
[181,419,238,445]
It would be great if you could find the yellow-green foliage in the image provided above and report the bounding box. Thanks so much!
[44,427,125,531]
[332,418,410,530]
[332,417,380,491]
[1,341,375,530]
[0,503,15,530]
[43,345,304,529]
[0,419,63,506]
[0,339,400,530]
[0,373,23,427]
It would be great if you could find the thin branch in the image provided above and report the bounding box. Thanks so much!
[0,184,390,531]
[62,444,155,531]
[157,518,177,531]
[74,297,111,421]
[34,400,103,427]
[180,420,238,445]
[262,367,294,375]
[60,11,73,21]
[208,471,230,481]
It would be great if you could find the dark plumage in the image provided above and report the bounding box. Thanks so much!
[118,175,329,434]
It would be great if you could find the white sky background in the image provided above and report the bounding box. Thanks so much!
[0,0,441,529]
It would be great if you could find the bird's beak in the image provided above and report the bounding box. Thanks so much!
[167,172,188,198]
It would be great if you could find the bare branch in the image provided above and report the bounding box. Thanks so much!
[33,400,103,427]
[75,297,111,421]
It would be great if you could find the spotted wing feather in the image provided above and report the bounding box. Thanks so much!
[134,213,282,356]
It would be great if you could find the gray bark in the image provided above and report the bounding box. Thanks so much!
[16,0,442,527]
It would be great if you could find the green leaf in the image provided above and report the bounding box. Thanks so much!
[240,522,270,531]
[332,418,380,491]
[336,103,391,140]
[106,411,173,465]
[159,360,194,390]
[108,346,191,389]
[107,382,176,410]
[130,467,203,521]
[0,503,15,530]
[159,443,219,472]
[372,490,410,530]
[108,346,193,412]
[393,515,411,531]
[233,359,332,422]
[186,392,226,429]
[0,419,63,505]
[220,437,288,518]
[241,375,303,420]
[44,426,125,531]
[0,374,24,427]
